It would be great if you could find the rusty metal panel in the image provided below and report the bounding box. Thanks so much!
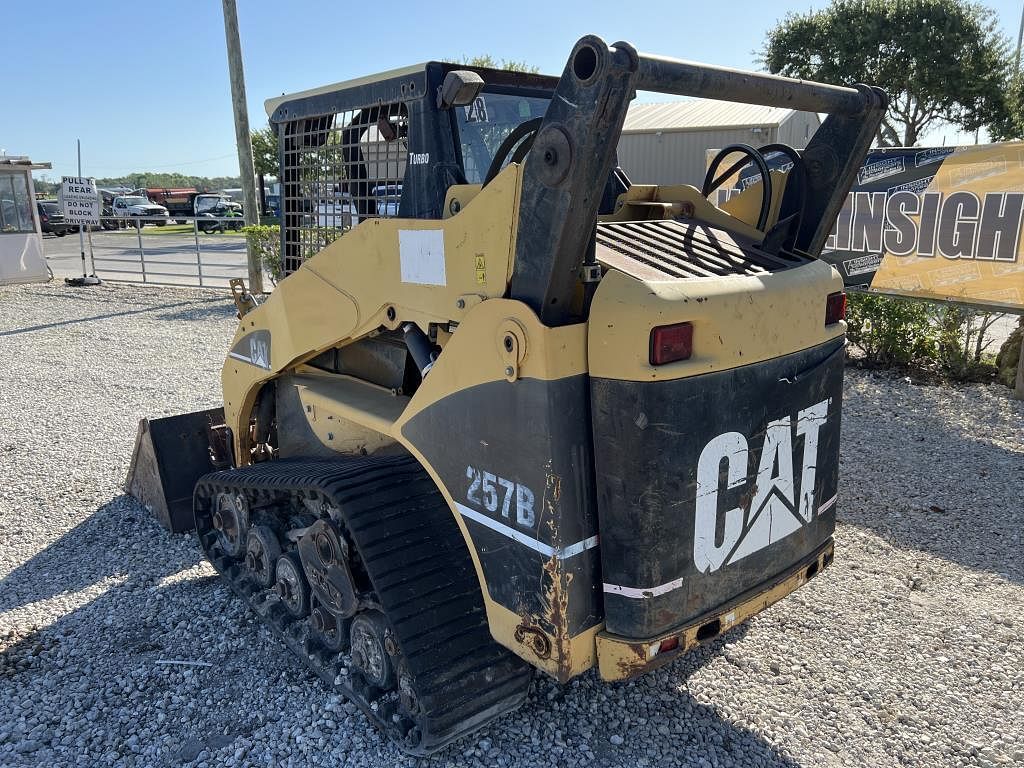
[596,539,834,681]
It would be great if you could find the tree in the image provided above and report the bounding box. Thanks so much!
[32,174,57,196]
[989,70,1024,140]
[93,173,242,191]
[761,0,1011,146]
[461,55,539,74]
[251,125,279,216]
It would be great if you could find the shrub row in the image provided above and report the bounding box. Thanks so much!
[846,292,1019,384]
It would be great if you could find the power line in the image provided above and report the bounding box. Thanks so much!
[39,152,238,176]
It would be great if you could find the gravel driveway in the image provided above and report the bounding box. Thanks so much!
[1,282,1021,768]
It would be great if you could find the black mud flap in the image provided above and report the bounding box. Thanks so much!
[592,337,844,638]
[125,407,225,533]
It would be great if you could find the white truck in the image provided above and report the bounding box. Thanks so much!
[112,195,169,227]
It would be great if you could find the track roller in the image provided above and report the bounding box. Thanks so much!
[211,492,248,557]
[193,456,533,755]
[245,525,281,588]
[274,551,310,617]
[310,598,349,652]
[350,611,396,690]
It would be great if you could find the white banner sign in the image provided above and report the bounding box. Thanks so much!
[59,176,100,225]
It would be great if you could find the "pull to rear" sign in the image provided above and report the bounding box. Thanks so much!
[59,176,100,226]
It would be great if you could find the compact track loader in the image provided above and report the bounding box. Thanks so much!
[127,36,885,754]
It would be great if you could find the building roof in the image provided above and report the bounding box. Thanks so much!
[0,156,51,170]
[622,100,801,133]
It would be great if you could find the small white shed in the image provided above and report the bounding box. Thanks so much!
[0,155,51,285]
[616,100,821,187]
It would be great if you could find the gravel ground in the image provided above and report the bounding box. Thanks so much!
[0,282,1021,768]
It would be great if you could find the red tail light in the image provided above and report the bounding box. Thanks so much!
[825,291,846,325]
[657,636,680,654]
[649,322,693,365]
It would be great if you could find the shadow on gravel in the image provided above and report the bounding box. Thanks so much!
[427,624,806,768]
[841,375,1024,585]
[0,559,283,765]
[0,495,202,614]
[0,505,802,767]
[0,298,227,338]
[0,494,278,763]
[158,301,236,323]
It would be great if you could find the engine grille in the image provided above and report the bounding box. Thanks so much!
[595,220,811,280]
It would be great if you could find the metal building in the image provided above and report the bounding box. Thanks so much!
[616,100,821,187]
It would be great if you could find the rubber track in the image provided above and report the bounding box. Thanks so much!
[194,456,533,755]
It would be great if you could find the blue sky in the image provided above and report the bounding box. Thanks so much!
[4,0,1023,182]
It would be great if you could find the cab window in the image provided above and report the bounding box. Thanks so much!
[0,173,34,234]
[455,92,550,184]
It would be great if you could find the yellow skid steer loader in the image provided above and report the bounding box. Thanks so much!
[126,36,885,754]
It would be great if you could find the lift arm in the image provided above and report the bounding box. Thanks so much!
[509,36,887,326]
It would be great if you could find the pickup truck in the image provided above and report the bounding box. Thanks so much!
[112,195,169,226]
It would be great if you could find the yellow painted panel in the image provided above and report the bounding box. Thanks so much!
[589,260,844,381]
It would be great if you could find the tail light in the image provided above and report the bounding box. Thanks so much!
[656,636,680,654]
[825,291,846,325]
[649,322,693,365]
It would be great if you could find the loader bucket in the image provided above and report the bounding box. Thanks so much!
[125,407,225,533]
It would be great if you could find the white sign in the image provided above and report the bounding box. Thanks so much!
[398,229,446,286]
[59,176,100,225]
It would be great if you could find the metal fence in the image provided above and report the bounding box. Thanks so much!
[47,216,251,289]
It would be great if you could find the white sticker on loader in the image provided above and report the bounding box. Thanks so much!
[693,398,831,573]
[399,229,446,286]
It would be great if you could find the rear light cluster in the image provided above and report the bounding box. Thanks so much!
[649,292,843,367]
[649,321,693,366]
[825,291,847,325]
[656,636,679,654]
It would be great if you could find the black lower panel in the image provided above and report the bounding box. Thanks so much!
[592,338,844,638]
[401,376,602,637]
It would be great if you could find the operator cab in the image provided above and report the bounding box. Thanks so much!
[267,62,635,276]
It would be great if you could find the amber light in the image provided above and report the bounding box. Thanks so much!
[825,291,847,325]
[649,322,694,365]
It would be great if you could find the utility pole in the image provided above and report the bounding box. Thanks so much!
[222,0,264,293]
[1017,2,1024,76]
[1014,1,1024,400]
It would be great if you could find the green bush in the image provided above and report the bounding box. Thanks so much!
[994,318,1022,388]
[242,224,281,285]
[845,292,1002,383]
[933,304,1000,380]
[845,292,937,367]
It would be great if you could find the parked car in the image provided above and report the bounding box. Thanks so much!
[37,200,72,236]
[372,183,402,216]
[112,195,169,226]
